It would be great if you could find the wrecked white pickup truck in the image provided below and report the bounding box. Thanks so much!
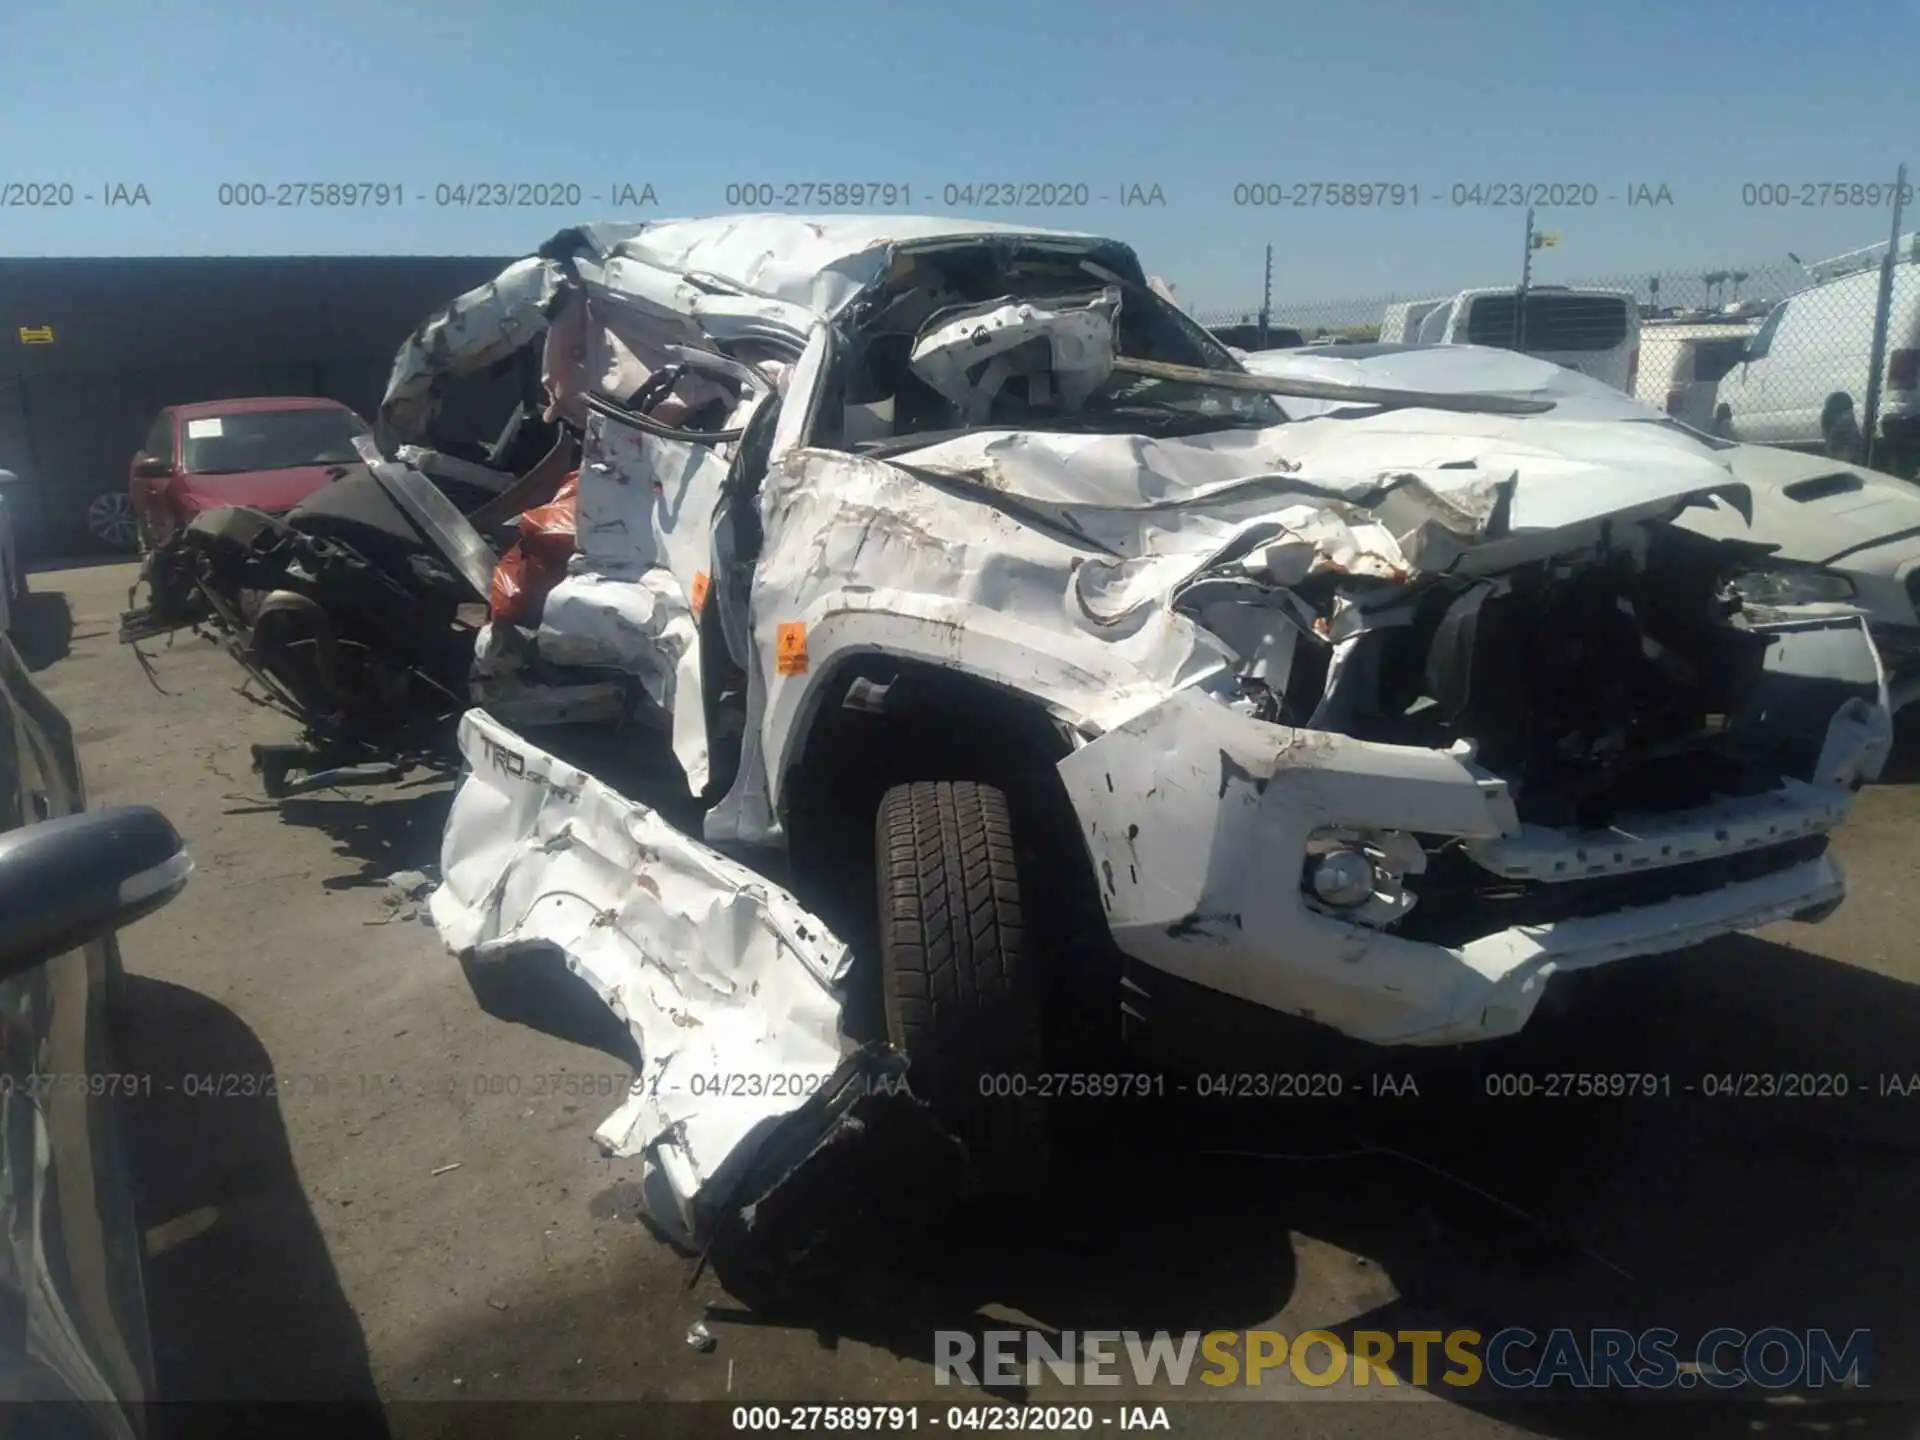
[383,216,1888,1265]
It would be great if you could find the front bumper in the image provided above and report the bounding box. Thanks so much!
[1057,681,1882,1049]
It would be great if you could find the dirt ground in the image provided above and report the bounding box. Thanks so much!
[17,559,1920,1440]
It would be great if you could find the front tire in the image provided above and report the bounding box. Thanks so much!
[876,780,1049,1183]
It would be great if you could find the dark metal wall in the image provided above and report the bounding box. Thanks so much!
[0,255,515,555]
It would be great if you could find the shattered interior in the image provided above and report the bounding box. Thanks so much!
[145,216,1890,1252]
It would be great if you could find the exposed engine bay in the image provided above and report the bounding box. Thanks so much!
[1195,519,1843,829]
[1160,500,1886,959]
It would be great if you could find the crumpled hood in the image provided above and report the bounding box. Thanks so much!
[900,406,1748,568]
[1239,341,1920,583]
[1244,343,1656,424]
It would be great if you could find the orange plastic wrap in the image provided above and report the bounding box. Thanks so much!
[488,472,579,626]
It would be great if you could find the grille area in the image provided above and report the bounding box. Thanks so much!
[1390,833,1830,948]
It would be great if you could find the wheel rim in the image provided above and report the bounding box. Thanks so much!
[88,492,140,548]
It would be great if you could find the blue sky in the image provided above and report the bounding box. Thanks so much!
[1,0,1915,311]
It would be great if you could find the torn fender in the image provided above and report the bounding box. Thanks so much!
[428,709,857,1245]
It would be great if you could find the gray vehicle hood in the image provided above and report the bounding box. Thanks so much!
[1713,444,1920,577]
[1244,340,1920,580]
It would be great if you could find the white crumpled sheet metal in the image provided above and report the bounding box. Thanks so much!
[538,570,708,793]
[428,708,852,1246]
[577,213,1097,320]
[525,398,747,793]
[537,572,691,681]
[902,411,1744,538]
[1240,342,1659,422]
[379,214,1108,446]
[380,256,567,449]
[729,409,1754,822]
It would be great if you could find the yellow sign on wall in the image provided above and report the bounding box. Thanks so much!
[17,326,54,344]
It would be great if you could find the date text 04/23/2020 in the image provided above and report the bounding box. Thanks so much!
[211,182,660,209]
[729,1405,1171,1431]
[1228,181,1675,207]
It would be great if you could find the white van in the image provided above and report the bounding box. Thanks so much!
[1713,234,1920,472]
[1415,285,1642,391]
[1378,297,1448,344]
[1635,320,1761,430]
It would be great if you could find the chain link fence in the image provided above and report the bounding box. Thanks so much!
[1193,220,1920,476]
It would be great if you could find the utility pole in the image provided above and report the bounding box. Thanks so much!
[1258,244,1273,350]
[1515,207,1535,351]
[1863,162,1909,471]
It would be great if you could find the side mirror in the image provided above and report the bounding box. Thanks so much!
[131,455,172,481]
[0,806,192,980]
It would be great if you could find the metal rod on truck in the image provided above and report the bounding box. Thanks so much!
[1111,355,1554,414]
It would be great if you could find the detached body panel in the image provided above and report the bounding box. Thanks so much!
[429,709,853,1247]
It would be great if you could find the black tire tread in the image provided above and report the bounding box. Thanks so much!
[876,780,1047,1175]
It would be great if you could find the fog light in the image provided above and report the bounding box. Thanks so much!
[1308,847,1377,907]
[1301,827,1426,929]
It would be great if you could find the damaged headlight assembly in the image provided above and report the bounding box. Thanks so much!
[1300,826,1426,927]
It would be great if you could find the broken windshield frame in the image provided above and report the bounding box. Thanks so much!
[833,242,1291,446]
[1057,261,1298,428]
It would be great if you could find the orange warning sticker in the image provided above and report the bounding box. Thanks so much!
[690,570,711,616]
[775,621,809,676]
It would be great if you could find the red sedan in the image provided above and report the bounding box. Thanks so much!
[126,396,372,551]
